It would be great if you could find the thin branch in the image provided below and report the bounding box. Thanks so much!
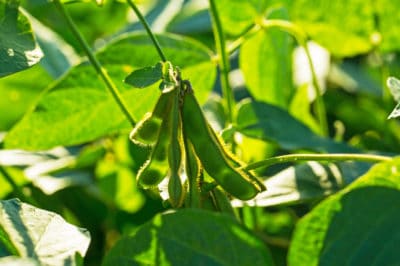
[242,153,392,171]
[126,0,167,62]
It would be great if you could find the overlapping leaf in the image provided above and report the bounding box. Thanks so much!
[103,209,274,266]
[236,99,357,152]
[5,33,216,150]
[0,198,90,266]
[288,158,400,266]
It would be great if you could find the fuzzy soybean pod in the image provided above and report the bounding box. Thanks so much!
[183,139,201,208]
[136,92,175,188]
[167,90,185,208]
[181,90,262,200]
[130,91,174,146]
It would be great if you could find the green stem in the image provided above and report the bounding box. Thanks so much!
[243,153,392,171]
[0,166,36,205]
[53,0,135,127]
[208,0,235,124]
[259,19,328,136]
[303,44,329,136]
[226,24,262,55]
[126,0,167,62]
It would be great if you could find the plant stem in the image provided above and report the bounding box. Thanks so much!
[242,153,392,171]
[259,19,328,136]
[0,166,36,205]
[126,0,167,62]
[303,44,329,136]
[208,0,235,124]
[226,24,262,55]
[53,0,135,127]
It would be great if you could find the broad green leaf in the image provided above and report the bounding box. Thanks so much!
[236,99,357,153]
[124,62,162,88]
[0,198,90,265]
[376,0,400,52]
[232,161,371,207]
[5,32,216,150]
[288,158,400,266]
[290,0,375,57]
[103,209,274,266]
[215,0,267,36]
[0,0,43,77]
[0,65,52,131]
[240,10,293,107]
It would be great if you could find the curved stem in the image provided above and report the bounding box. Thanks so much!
[53,0,136,126]
[303,44,328,136]
[226,24,262,55]
[259,19,328,136]
[126,0,167,62]
[208,0,235,124]
[0,166,37,205]
[242,153,392,171]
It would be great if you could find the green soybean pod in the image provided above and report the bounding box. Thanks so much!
[136,93,174,188]
[181,90,261,200]
[207,127,266,192]
[167,90,185,208]
[130,91,173,146]
[183,137,201,208]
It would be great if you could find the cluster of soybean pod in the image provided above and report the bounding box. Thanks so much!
[130,61,265,208]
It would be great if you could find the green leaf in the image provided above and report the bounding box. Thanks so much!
[103,209,273,266]
[5,33,216,150]
[236,99,357,152]
[0,65,52,130]
[375,0,400,52]
[288,158,400,266]
[290,0,374,57]
[0,0,43,77]
[124,62,162,88]
[0,198,90,265]
[232,161,371,207]
[240,22,293,107]
[215,0,267,36]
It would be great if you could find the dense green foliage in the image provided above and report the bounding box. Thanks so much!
[1,0,400,265]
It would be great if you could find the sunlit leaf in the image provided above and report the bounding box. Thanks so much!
[5,33,216,150]
[0,198,90,266]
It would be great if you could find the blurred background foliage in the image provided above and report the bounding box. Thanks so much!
[1,0,400,265]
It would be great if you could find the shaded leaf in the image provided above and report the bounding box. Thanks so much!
[0,0,43,77]
[288,158,400,266]
[0,198,90,266]
[124,62,162,88]
[236,99,357,152]
[5,33,216,150]
[27,12,80,78]
[103,209,273,266]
